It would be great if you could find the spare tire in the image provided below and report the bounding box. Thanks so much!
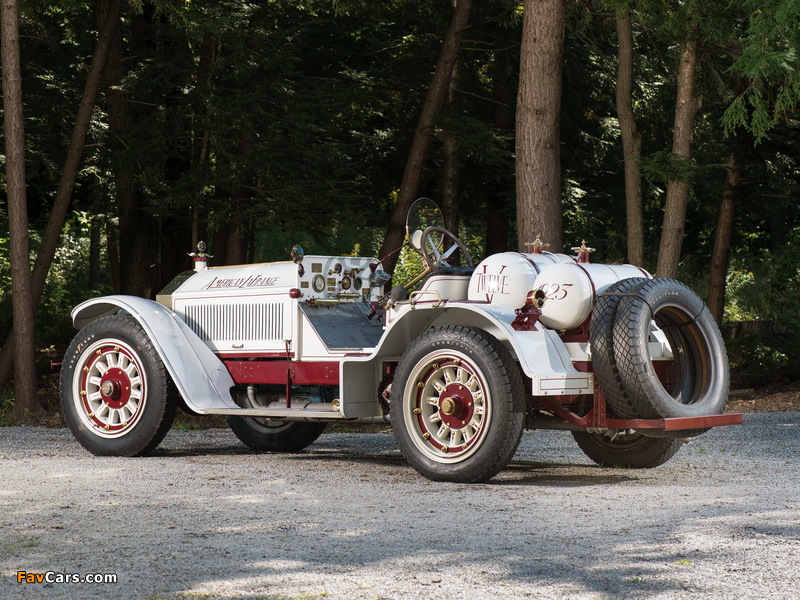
[612,278,729,420]
[589,277,649,419]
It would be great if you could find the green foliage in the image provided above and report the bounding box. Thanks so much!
[0,390,15,426]
[253,221,385,262]
[723,228,800,377]
[391,245,426,288]
[0,236,14,338]
[0,213,112,349]
[35,213,113,342]
[722,0,800,140]
[640,151,699,185]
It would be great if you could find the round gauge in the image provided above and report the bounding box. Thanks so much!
[354,277,363,290]
[341,275,352,290]
[312,274,326,293]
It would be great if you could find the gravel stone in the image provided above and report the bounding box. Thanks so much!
[1,413,799,599]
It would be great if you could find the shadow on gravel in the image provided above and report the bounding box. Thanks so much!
[151,443,410,467]
[278,450,410,468]
[496,462,639,487]
[150,437,636,486]
[152,446,252,457]
[153,445,639,488]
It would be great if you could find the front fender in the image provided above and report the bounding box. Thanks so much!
[71,296,237,413]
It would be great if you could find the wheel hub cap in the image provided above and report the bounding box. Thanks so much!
[440,397,457,415]
[99,368,132,408]
[437,384,474,428]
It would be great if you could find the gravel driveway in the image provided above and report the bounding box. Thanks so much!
[1,413,799,600]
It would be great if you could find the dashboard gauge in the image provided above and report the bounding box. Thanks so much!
[312,274,326,293]
[354,277,363,290]
[340,275,352,290]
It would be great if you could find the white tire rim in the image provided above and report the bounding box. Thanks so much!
[403,349,492,463]
[72,339,147,438]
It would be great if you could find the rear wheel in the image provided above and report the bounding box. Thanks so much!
[228,417,326,452]
[391,325,525,483]
[572,430,683,468]
[60,315,176,456]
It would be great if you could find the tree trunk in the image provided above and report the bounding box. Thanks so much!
[707,151,741,325]
[1,0,40,416]
[103,3,153,298]
[0,0,124,389]
[769,202,787,252]
[656,39,701,278]
[377,0,472,274]
[226,199,246,265]
[441,61,459,236]
[441,130,459,231]
[615,8,644,267]
[211,228,229,266]
[88,181,103,290]
[191,128,211,251]
[226,129,254,265]
[516,0,565,252]
[107,216,121,293]
[484,45,514,255]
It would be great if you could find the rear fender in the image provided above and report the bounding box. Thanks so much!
[71,296,237,413]
[425,305,593,397]
[341,302,591,411]
[428,304,575,378]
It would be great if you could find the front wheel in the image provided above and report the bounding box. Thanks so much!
[572,430,683,468]
[60,315,176,456]
[391,325,525,483]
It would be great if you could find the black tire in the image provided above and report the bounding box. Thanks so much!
[572,430,683,468]
[228,417,326,452]
[391,325,525,483]
[589,277,649,419]
[612,278,729,421]
[60,315,176,456]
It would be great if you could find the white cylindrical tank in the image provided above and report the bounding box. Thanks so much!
[534,262,650,330]
[468,252,574,308]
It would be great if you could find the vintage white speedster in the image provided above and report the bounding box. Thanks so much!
[60,199,740,482]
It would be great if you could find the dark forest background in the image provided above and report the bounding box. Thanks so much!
[1,0,799,416]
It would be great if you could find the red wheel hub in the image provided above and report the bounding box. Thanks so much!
[99,367,132,409]
[437,383,475,429]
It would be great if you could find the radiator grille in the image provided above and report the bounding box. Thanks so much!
[182,302,285,342]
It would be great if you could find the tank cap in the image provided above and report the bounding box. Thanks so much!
[570,240,596,263]
[524,235,549,254]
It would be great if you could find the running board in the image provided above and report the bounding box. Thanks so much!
[203,399,389,423]
[204,407,390,424]
[206,406,346,420]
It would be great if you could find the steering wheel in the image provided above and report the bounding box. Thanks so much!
[419,226,474,271]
